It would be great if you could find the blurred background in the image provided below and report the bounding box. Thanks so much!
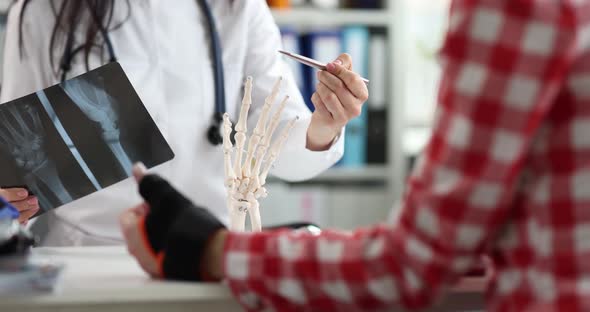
[0,0,451,231]
[264,0,451,230]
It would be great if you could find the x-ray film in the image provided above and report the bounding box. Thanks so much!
[0,63,174,215]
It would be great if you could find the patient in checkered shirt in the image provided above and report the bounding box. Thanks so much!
[121,0,590,311]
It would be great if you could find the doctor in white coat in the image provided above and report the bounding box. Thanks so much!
[0,0,368,246]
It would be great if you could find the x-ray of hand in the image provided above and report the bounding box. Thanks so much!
[0,104,72,210]
[0,63,174,216]
[61,77,120,142]
[0,104,48,172]
[61,77,133,173]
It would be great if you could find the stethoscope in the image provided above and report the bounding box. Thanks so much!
[59,0,226,146]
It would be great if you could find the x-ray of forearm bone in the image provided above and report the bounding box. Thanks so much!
[61,77,133,175]
[0,104,72,210]
[223,77,297,232]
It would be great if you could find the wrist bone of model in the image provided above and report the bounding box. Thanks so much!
[222,76,296,232]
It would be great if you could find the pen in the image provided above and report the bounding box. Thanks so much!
[279,50,370,85]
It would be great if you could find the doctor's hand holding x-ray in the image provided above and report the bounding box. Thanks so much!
[0,188,38,224]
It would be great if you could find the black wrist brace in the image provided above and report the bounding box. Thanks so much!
[139,174,225,280]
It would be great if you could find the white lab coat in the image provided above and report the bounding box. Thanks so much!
[0,0,343,246]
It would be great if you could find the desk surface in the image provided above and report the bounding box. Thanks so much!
[0,247,486,312]
[0,246,241,312]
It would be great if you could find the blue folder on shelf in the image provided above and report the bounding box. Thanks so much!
[280,28,305,91]
[340,26,370,167]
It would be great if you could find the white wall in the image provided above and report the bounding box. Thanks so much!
[401,0,450,155]
[261,183,390,230]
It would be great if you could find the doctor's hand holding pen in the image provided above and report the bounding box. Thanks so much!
[305,53,369,151]
[0,188,39,224]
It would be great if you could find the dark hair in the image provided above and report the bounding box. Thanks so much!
[16,0,237,79]
[18,0,131,78]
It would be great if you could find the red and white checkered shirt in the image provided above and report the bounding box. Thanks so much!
[222,0,590,310]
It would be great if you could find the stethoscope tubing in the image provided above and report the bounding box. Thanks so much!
[60,0,226,146]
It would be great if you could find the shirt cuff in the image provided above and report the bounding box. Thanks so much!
[270,116,345,182]
[223,232,267,310]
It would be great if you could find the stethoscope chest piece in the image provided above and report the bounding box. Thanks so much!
[207,113,224,145]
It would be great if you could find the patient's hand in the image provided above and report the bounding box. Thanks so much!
[120,163,160,277]
[120,202,161,277]
[120,163,226,281]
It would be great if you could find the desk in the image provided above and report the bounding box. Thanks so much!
[0,247,486,312]
[0,247,241,312]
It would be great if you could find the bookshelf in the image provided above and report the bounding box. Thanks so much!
[270,2,406,206]
[309,165,390,182]
[271,8,391,27]
[267,165,390,184]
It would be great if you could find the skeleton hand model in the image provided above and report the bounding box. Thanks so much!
[61,77,133,175]
[0,104,72,210]
[222,77,297,232]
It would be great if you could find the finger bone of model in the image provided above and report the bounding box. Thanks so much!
[249,96,289,193]
[242,77,282,180]
[259,117,298,186]
[222,113,236,188]
[233,77,253,179]
[224,77,295,232]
